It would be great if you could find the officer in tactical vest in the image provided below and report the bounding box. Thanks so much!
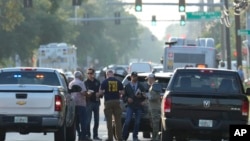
[146,73,161,141]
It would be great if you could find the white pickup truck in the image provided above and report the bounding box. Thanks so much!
[0,67,76,141]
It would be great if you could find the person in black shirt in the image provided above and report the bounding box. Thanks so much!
[100,69,124,141]
[84,68,102,140]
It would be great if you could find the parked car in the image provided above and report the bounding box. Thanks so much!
[128,62,152,73]
[113,72,173,140]
[0,67,76,141]
[161,67,250,141]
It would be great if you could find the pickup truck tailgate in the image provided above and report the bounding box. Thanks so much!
[169,93,248,121]
[0,85,61,115]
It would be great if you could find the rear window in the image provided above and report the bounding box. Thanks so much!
[0,72,60,86]
[169,70,241,94]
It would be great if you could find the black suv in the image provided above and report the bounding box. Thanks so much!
[117,72,172,139]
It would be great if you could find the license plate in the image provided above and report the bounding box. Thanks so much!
[198,119,213,127]
[14,116,28,123]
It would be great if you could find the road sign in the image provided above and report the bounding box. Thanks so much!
[237,29,250,35]
[186,11,221,20]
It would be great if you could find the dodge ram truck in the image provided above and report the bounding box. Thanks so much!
[161,68,250,141]
[0,67,76,141]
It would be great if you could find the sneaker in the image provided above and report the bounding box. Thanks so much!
[93,137,102,140]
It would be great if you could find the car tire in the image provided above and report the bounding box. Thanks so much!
[175,135,187,141]
[143,132,151,138]
[0,129,5,141]
[161,125,173,141]
[54,123,66,141]
[66,121,76,141]
[211,137,222,141]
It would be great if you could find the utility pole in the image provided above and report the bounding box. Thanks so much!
[235,0,243,67]
[225,0,232,69]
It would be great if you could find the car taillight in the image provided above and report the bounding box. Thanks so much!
[164,97,171,113]
[241,100,249,116]
[55,95,62,111]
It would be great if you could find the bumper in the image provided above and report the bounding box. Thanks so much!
[164,118,247,138]
[0,115,63,132]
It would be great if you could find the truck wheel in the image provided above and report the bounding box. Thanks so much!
[0,129,6,141]
[54,124,66,141]
[66,121,76,141]
[211,137,222,141]
[161,125,173,141]
[142,132,151,138]
[175,136,187,141]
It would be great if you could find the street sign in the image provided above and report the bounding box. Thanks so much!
[237,29,250,35]
[186,11,221,20]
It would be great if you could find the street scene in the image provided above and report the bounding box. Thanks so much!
[0,0,250,141]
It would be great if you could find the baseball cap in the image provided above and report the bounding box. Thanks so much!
[131,71,138,76]
[146,73,155,79]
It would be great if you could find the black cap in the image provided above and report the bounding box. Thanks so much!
[131,71,138,76]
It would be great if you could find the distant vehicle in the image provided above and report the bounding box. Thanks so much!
[128,62,152,73]
[163,37,217,72]
[152,65,163,73]
[38,42,78,72]
[218,60,247,70]
[102,64,128,76]
[196,38,215,47]
[64,71,74,82]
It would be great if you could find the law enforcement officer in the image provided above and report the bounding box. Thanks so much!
[146,73,161,141]
[100,69,124,141]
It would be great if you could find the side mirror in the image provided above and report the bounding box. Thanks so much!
[69,85,82,93]
[150,83,162,93]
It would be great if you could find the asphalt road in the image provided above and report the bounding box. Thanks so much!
[5,99,151,141]
[4,98,227,141]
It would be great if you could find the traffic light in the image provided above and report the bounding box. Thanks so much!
[151,15,156,26]
[135,0,142,12]
[72,0,82,6]
[114,12,121,25]
[23,0,32,8]
[180,15,186,26]
[178,0,186,12]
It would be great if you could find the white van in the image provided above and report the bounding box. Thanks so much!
[128,62,152,73]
